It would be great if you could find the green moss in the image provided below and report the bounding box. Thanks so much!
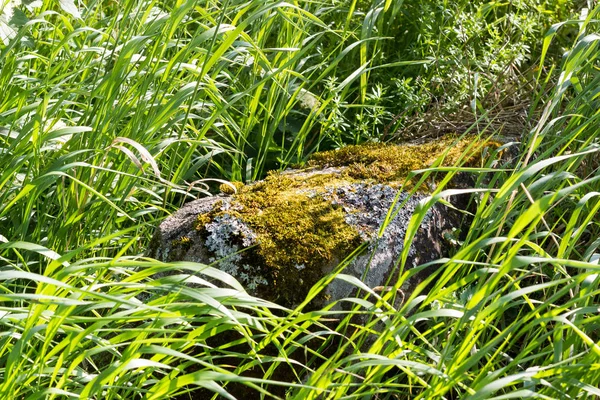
[171,236,192,252]
[220,173,359,304]
[219,181,244,195]
[195,212,214,232]
[308,136,501,184]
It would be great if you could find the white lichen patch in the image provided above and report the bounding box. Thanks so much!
[204,212,264,288]
[240,264,268,290]
[321,183,422,289]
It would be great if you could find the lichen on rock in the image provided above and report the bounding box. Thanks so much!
[205,213,256,274]
[147,135,502,307]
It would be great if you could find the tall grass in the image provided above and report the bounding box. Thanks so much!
[0,0,572,252]
[288,6,600,398]
[1,0,599,399]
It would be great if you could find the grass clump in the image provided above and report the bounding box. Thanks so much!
[1,0,599,398]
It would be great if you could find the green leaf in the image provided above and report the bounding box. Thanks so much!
[59,0,81,19]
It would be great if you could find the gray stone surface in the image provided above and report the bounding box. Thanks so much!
[319,184,463,308]
[147,196,220,264]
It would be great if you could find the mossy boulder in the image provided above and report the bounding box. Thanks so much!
[147,136,502,307]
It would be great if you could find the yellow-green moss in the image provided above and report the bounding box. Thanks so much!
[172,236,190,245]
[219,181,245,195]
[239,179,361,269]
[308,136,501,183]
[171,236,192,252]
[195,211,214,231]
[208,173,360,303]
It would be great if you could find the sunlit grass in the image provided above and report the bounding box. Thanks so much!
[1,0,599,398]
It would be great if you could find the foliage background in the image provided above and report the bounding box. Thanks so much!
[1,0,599,398]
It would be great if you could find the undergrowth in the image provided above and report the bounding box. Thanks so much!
[0,0,599,399]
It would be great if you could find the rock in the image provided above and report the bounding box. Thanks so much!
[147,136,502,307]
